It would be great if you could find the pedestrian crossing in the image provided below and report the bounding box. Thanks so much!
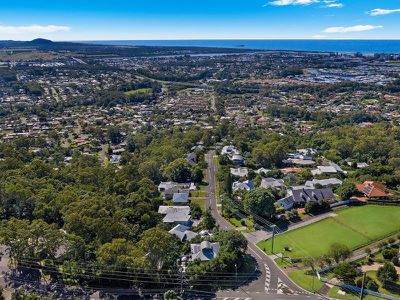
[219,298,252,300]
[264,263,271,292]
[277,278,293,295]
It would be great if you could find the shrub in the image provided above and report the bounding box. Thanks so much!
[285,209,300,221]
[388,238,395,244]
[382,248,398,260]
[189,203,202,219]
[378,241,388,248]
[327,243,352,264]
[366,280,379,292]
[305,200,330,215]
[357,276,379,292]
[333,263,358,284]
[276,207,285,214]
[392,256,399,267]
[377,262,399,285]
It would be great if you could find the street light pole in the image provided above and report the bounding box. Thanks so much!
[180,268,183,296]
[235,263,238,287]
[271,225,276,254]
[359,272,366,300]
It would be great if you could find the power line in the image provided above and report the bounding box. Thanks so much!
[12,259,253,286]
[10,254,257,275]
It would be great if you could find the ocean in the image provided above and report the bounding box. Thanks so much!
[84,40,400,54]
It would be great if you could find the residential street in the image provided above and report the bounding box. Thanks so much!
[206,151,325,300]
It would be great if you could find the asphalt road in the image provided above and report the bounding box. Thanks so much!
[205,151,325,300]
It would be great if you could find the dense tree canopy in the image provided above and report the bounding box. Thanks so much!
[243,188,276,220]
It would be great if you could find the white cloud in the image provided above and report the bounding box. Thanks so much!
[323,25,383,33]
[0,25,70,35]
[368,8,400,16]
[268,0,319,6]
[312,34,327,39]
[266,0,343,8]
[324,3,343,8]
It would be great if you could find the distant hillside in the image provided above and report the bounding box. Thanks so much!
[0,39,254,57]
[0,39,87,48]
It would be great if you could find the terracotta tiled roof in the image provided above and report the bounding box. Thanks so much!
[356,181,388,198]
[280,167,303,174]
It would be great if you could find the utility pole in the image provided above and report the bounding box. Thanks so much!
[359,272,366,300]
[177,258,184,297]
[271,225,276,254]
[180,268,183,296]
[235,263,238,287]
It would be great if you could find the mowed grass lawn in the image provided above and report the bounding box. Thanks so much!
[124,88,152,96]
[258,205,400,259]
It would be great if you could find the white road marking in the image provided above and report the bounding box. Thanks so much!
[277,278,296,295]
[264,263,271,292]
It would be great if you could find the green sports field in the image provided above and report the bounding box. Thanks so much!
[258,205,400,259]
[124,88,152,96]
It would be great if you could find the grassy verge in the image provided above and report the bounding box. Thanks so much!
[213,156,220,205]
[190,191,207,198]
[274,257,292,269]
[191,198,206,212]
[288,268,325,293]
[228,217,254,228]
[328,286,380,300]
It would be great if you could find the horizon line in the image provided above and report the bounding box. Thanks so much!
[4,38,400,42]
[72,38,400,41]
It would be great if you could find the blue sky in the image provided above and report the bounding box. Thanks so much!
[0,0,400,40]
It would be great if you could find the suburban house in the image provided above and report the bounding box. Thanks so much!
[256,167,270,175]
[169,224,198,241]
[221,145,238,156]
[297,148,318,155]
[284,153,316,166]
[158,182,196,199]
[172,192,189,204]
[356,162,369,168]
[221,144,245,165]
[230,167,248,177]
[232,153,245,165]
[305,178,343,188]
[280,167,304,175]
[232,180,255,192]
[158,206,192,226]
[288,152,314,160]
[277,188,335,210]
[284,158,316,166]
[260,178,285,190]
[347,161,369,168]
[186,153,197,166]
[311,163,347,176]
[110,154,121,164]
[190,241,220,261]
[355,181,389,198]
